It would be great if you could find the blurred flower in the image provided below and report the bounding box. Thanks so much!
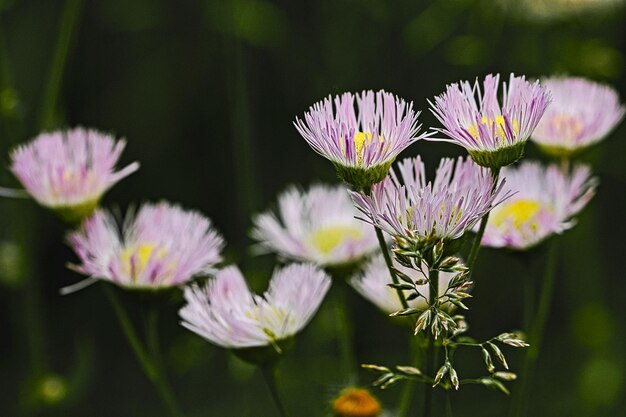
[352,156,505,248]
[503,0,624,21]
[179,263,330,362]
[350,253,457,315]
[251,184,378,268]
[531,77,624,157]
[482,161,597,250]
[294,90,425,190]
[10,127,139,223]
[332,387,381,417]
[429,74,550,169]
[66,202,224,291]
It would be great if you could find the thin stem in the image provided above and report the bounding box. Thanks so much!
[103,286,185,417]
[467,167,501,271]
[445,391,454,417]
[396,335,424,417]
[422,268,439,417]
[374,226,409,309]
[332,280,357,381]
[511,239,559,417]
[260,364,288,417]
[39,0,85,129]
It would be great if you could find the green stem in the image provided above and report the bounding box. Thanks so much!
[332,280,357,381]
[467,167,501,271]
[103,286,185,417]
[422,268,439,417]
[522,264,535,332]
[511,239,559,417]
[39,0,84,129]
[260,364,288,417]
[374,226,409,309]
[445,391,454,417]
[396,335,424,417]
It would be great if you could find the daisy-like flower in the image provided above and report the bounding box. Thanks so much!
[531,77,624,157]
[66,202,224,291]
[179,263,330,363]
[251,184,379,268]
[352,156,505,250]
[10,127,139,223]
[482,161,597,250]
[294,90,425,190]
[430,73,550,169]
[350,254,457,315]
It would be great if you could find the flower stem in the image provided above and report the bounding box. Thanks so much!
[374,226,409,309]
[103,285,185,417]
[332,279,357,381]
[467,167,501,271]
[445,391,454,417]
[422,268,439,417]
[260,364,288,417]
[396,335,424,417]
[510,239,559,417]
[39,0,84,129]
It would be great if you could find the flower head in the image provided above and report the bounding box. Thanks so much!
[179,263,330,361]
[352,156,505,249]
[350,254,457,315]
[531,77,624,157]
[482,161,597,250]
[252,184,379,267]
[332,387,382,417]
[429,74,550,168]
[10,127,139,222]
[294,90,425,190]
[67,202,224,290]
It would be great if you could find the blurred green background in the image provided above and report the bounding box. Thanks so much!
[0,0,625,415]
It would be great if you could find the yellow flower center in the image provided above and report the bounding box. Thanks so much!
[311,226,362,254]
[332,388,381,417]
[548,114,584,142]
[491,200,542,230]
[468,115,519,142]
[341,131,385,165]
[121,243,164,279]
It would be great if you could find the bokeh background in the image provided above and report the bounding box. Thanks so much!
[1,0,625,416]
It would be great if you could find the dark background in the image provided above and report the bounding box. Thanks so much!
[0,0,625,416]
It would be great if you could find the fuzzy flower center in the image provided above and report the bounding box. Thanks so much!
[342,131,385,165]
[245,304,294,341]
[548,114,584,142]
[491,200,542,229]
[311,226,362,254]
[467,115,519,142]
[332,388,381,417]
[120,243,164,279]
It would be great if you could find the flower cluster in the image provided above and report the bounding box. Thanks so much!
[429,74,550,168]
[531,77,624,157]
[482,161,597,250]
[10,127,139,222]
[252,184,378,267]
